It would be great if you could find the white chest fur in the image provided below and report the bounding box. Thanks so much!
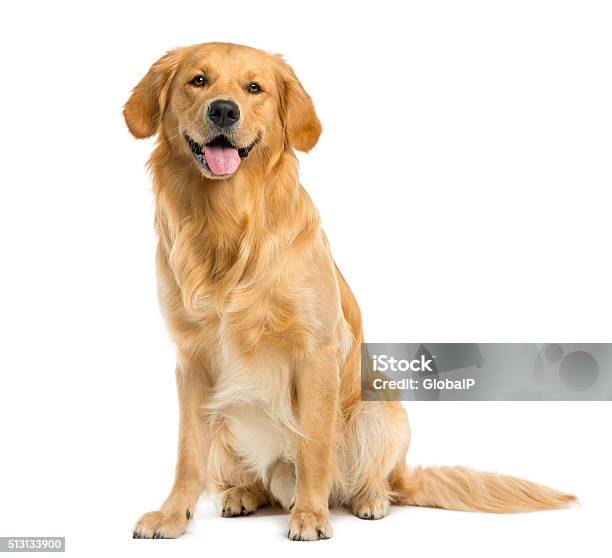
[206,343,299,481]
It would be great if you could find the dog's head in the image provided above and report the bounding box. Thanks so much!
[124,43,321,179]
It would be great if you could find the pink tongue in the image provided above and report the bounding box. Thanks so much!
[203,145,241,175]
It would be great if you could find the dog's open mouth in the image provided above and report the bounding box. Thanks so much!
[185,135,259,176]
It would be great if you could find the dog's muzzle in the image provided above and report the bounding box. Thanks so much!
[185,135,259,176]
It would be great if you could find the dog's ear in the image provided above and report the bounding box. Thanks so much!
[275,56,322,152]
[123,49,181,139]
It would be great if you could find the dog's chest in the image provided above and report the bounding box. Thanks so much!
[207,345,299,478]
[159,246,303,476]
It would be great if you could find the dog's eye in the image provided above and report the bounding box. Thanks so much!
[247,82,262,94]
[191,75,207,87]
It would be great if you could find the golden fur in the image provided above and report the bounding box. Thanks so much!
[124,42,576,541]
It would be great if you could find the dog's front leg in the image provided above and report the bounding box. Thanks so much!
[133,353,208,539]
[288,349,338,541]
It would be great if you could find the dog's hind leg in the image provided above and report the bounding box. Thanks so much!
[345,401,410,520]
[207,424,270,517]
[218,483,269,517]
[268,460,296,510]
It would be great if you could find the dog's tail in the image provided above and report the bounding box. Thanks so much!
[391,464,576,513]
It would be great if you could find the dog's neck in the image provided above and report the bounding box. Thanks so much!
[150,136,321,306]
[151,137,311,230]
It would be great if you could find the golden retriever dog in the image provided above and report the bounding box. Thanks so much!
[124,42,575,541]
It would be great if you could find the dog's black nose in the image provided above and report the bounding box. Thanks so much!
[208,100,240,128]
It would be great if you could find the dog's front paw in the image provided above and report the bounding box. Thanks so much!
[287,509,333,541]
[132,510,188,539]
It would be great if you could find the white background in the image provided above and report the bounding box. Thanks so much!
[0,1,611,556]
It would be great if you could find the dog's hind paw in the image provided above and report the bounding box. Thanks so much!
[219,486,263,517]
[351,496,390,520]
